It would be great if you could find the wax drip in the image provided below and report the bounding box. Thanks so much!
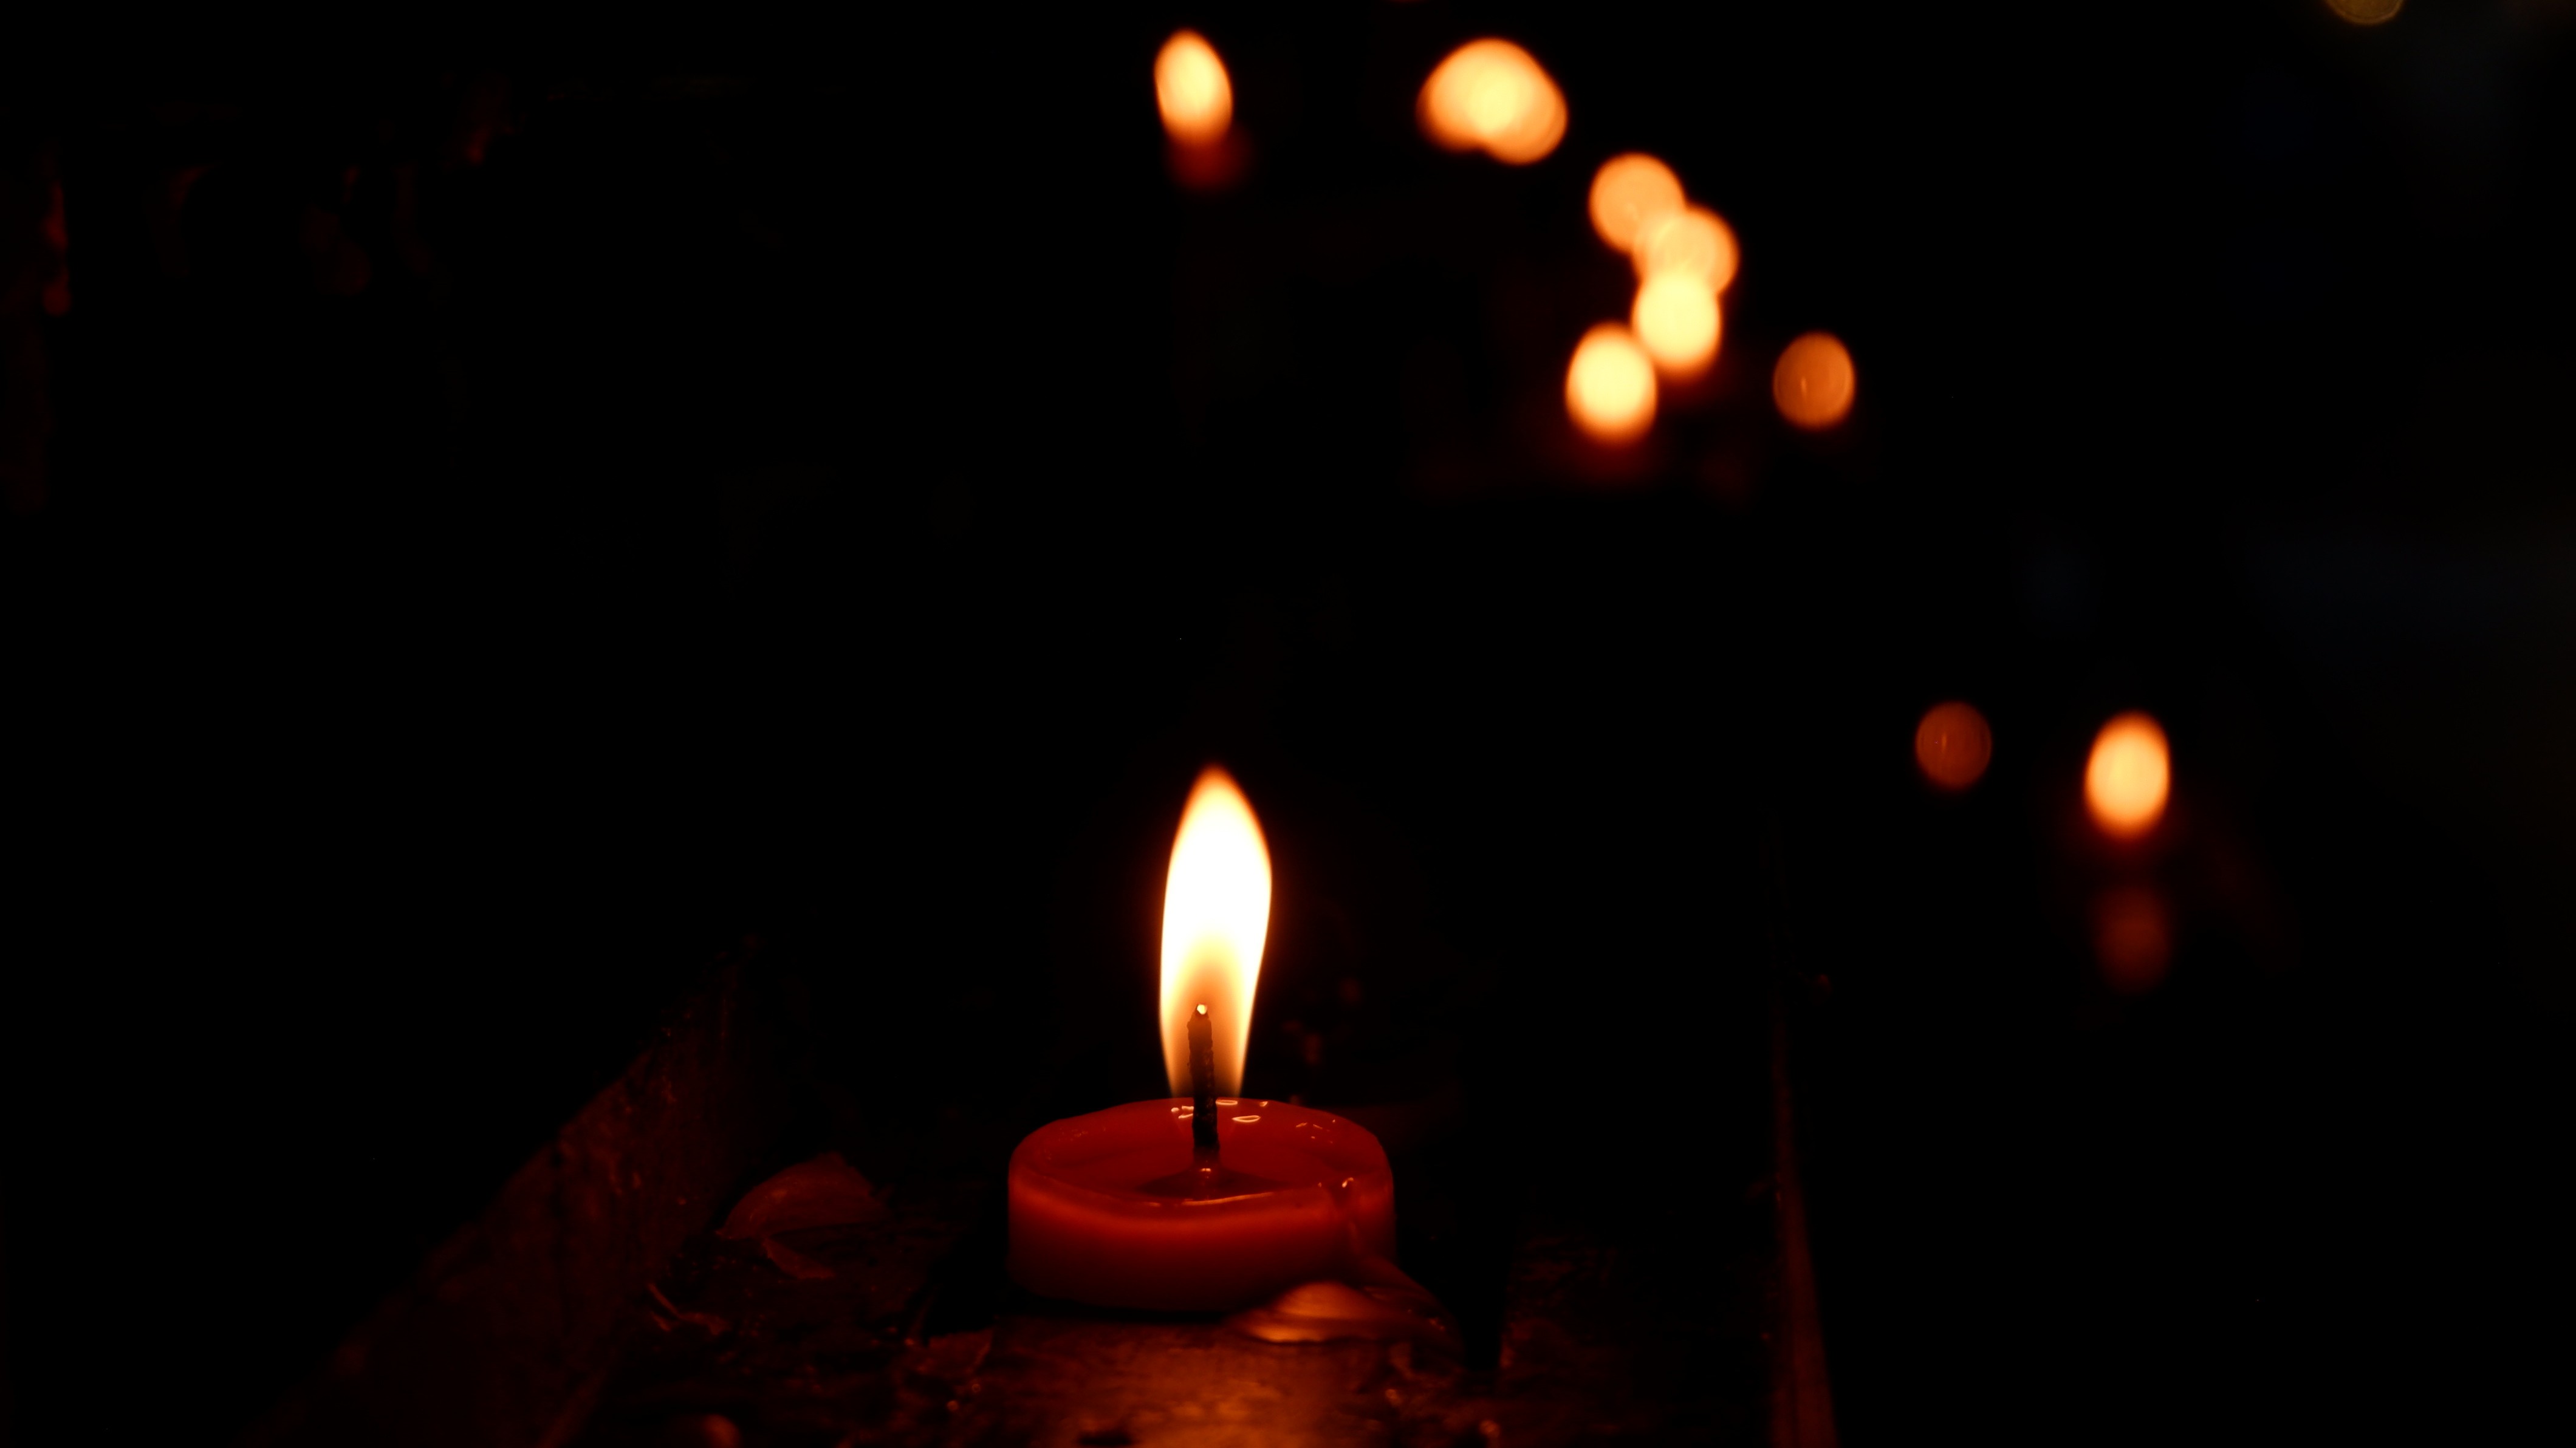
[1224,1183,1461,1351]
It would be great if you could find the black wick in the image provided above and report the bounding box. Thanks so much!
[1189,1002,1220,1159]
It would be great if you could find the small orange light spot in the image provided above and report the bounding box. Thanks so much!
[2085,712,2171,839]
[2326,0,2403,24]
[1914,702,1992,791]
[1419,40,1566,165]
[1589,154,1685,253]
[1632,206,1738,293]
[2092,886,2172,993]
[1772,332,1856,431]
[1156,31,1234,146]
[1631,273,1721,380]
[1566,324,1657,445]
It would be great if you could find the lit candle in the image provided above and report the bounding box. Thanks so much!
[1006,767,1401,1312]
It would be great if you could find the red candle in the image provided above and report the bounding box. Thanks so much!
[1005,767,1404,1311]
[1007,1097,1396,1311]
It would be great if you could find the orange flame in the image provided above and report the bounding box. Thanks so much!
[1631,273,1721,380]
[1915,702,1992,791]
[1156,31,1234,146]
[2085,712,2170,839]
[1566,323,1657,444]
[1418,40,1566,165]
[1772,332,1856,431]
[1589,154,1684,253]
[1159,766,1272,1098]
[1632,205,1738,294]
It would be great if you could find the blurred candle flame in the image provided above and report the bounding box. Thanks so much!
[1631,273,1721,380]
[1419,40,1566,165]
[1589,154,1685,253]
[1915,702,1992,791]
[1772,332,1857,430]
[1156,30,1234,146]
[2085,712,2171,839]
[1160,766,1272,1098]
[1566,323,1657,444]
[1632,205,1738,294]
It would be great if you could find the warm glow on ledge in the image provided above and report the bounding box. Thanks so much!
[1566,323,1657,444]
[1633,206,1738,294]
[1773,332,1856,430]
[1916,701,1992,791]
[2086,712,2171,839]
[1156,31,1234,146]
[1419,40,1566,165]
[1589,154,1684,253]
[1159,766,1272,1098]
[1632,273,1720,379]
[2326,0,2403,24]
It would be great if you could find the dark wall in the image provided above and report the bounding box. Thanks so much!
[2,2,2572,1443]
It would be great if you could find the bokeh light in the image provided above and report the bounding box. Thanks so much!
[1772,333,1856,430]
[2326,0,2403,24]
[2092,886,2172,994]
[2085,712,2171,839]
[1156,31,1233,146]
[1419,40,1566,165]
[1565,324,1657,445]
[1631,273,1721,379]
[1914,702,1992,791]
[1632,206,1738,293]
[1589,154,1685,253]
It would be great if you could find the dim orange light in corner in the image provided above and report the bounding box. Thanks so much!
[1772,333,1856,431]
[1631,273,1720,380]
[1566,324,1657,444]
[1156,30,1233,146]
[1589,154,1685,253]
[1419,40,1566,165]
[2093,886,2172,993]
[2085,712,2170,839]
[1159,767,1272,1098]
[1632,207,1738,294]
[1915,702,1992,791]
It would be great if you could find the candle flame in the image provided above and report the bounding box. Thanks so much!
[1566,323,1657,444]
[1589,154,1685,253]
[2086,712,2171,839]
[1156,31,1234,146]
[1417,40,1566,165]
[1159,766,1272,1098]
[1772,332,1857,431]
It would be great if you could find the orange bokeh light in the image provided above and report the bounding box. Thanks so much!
[1632,206,1738,294]
[1772,332,1856,431]
[1566,324,1657,445]
[2326,0,2403,24]
[1589,154,1685,253]
[1914,701,1992,791]
[1631,273,1721,380]
[1156,30,1233,146]
[2085,712,2171,839]
[1419,40,1566,165]
[2092,886,2172,993]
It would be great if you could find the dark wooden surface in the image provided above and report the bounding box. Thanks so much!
[244,948,795,1448]
[565,1203,1773,1448]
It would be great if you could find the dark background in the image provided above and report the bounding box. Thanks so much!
[4,1,2572,1442]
